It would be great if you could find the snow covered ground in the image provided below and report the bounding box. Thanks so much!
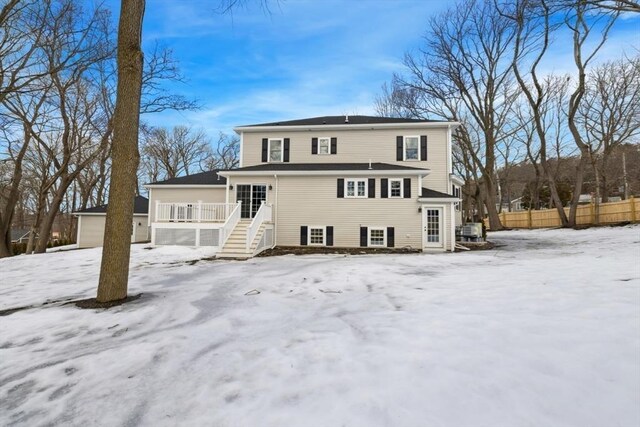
[1,226,639,427]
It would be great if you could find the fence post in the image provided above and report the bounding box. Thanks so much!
[197,200,202,223]
[501,211,506,227]
[590,201,595,225]
[527,209,532,229]
[631,196,637,222]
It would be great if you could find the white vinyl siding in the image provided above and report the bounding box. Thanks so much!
[77,214,148,248]
[274,175,423,248]
[240,127,450,194]
[148,187,226,223]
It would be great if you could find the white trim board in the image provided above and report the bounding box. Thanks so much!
[144,184,226,189]
[234,121,461,133]
[221,169,430,177]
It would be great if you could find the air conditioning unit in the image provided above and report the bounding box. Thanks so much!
[460,223,483,242]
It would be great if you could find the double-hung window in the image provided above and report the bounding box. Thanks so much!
[269,138,283,162]
[389,179,403,198]
[309,226,325,246]
[318,137,330,155]
[346,179,367,198]
[369,228,386,247]
[404,136,419,160]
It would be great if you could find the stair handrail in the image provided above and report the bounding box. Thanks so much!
[219,201,242,248]
[246,201,272,250]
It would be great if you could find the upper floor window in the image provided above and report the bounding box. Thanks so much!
[269,138,283,162]
[404,136,419,160]
[397,135,426,161]
[389,179,403,198]
[346,178,367,198]
[318,137,330,154]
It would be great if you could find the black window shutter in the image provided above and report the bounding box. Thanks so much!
[381,178,389,198]
[337,178,344,198]
[311,137,318,154]
[368,178,375,198]
[261,138,268,162]
[360,226,368,247]
[420,135,427,161]
[300,226,308,246]
[403,178,411,198]
[331,137,337,154]
[283,138,290,162]
[326,226,334,246]
[387,227,395,248]
[396,136,403,161]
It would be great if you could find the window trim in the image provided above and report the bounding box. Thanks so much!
[317,137,331,155]
[308,226,326,246]
[389,178,403,198]
[368,227,386,247]
[403,135,420,161]
[268,138,283,163]
[345,178,368,198]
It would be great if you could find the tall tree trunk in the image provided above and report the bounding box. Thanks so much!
[0,132,31,258]
[97,0,145,303]
[567,150,589,226]
[34,184,68,253]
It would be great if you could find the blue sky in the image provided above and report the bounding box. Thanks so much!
[105,0,639,136]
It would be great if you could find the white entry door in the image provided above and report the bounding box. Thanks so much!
[423,207,444,249]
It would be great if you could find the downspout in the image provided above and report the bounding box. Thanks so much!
[273,174,278,247]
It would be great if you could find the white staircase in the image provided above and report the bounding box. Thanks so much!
[217,220,265,259]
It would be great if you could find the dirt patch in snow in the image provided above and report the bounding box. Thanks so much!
[72,293,143,310]
[256,246,421,257]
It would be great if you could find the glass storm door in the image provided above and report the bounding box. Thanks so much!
[423,207,444,248]
[236,184,267,219]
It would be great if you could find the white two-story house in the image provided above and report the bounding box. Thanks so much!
[145,115,463,258]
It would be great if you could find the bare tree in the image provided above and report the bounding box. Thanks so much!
[392,0,518,230]
[579,56,640,220]
[565,0,619,226]
[204,132,240,170]
[582,0,639,13]
[140,125,211,179]
[97,0,145,303]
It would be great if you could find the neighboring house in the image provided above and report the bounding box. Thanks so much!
[146,115,463,258]
[73,196,149,248]
[11,228,33,244]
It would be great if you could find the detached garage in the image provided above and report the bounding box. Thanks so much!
[74,196,149,248]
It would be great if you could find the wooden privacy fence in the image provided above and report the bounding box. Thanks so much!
[489,196,639,229]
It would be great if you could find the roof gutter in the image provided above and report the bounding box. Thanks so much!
[143,184,226,189]
[234,121,461,134]
[218,169,431,177]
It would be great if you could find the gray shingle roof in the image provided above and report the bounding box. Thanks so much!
[420,188,458,199]
[146,170,227,186]
[227,163,429,172]
[74,195,149,214]
[241,115,445,127]
[11,228,32,241]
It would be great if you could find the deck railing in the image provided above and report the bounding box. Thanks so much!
[246,201,272,250]
[219,202,242,248]
[155,202,236,223]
